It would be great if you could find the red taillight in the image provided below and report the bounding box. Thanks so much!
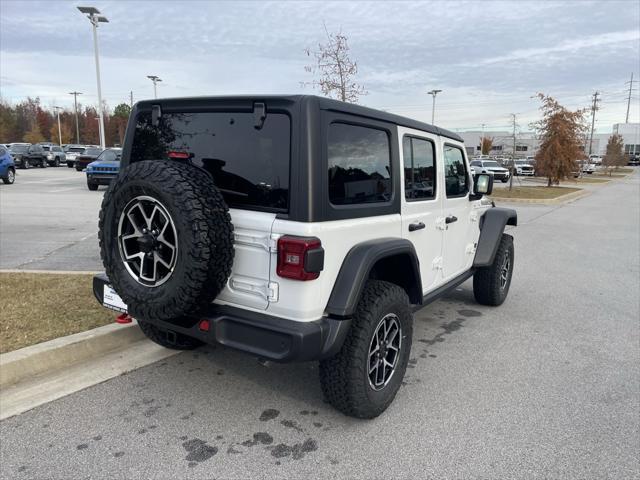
[168,150,190,159]
[199,319,210,332]
[115,313,133,324]
[277,236,323,281]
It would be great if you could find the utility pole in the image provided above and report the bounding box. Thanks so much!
[509,113,517,191]
[130,91,134,108]
[625,72,635,123]
[147,76,162,99]
[588,91,600,156]
[68,91,82,144]
[427,89,442,124]
[53,106,63,146]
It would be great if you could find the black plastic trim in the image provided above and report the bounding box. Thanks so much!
[93,273,349,363]
[304,247,325,273]
[473,207,517,267]
[326,238,422,317]
[418,269,475,309]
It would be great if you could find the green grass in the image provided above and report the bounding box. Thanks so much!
[0,273,114,353]
[489,186,581,200]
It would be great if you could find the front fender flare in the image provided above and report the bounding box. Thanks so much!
[473,207,517,267]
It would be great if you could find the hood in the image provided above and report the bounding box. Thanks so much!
[486,166,508,172]
[87,160,120,168]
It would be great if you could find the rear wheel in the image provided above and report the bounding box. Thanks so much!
[138,320,204,350]
[319,280,412,419]
[23,159,30,169]
[53,157,60,167]
[473,234,514,306]
[2,168,15,184]
[41,159,47,168]
[67,161,74,168]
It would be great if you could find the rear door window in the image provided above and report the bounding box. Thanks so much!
[402,136,436,200]
[132,111,290,212]
[327,123,391,205]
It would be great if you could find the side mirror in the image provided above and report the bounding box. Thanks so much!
[470,173,493,200]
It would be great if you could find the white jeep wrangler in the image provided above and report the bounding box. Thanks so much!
[94,96,516,418]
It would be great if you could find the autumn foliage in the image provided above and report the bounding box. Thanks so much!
[602,134,626,175]
[0,97,131,146]
[533,94,588,186]
[479,136,494,155]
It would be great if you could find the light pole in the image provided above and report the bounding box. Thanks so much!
[53,106,63,146]
[77,6,108,150]
[147,75,162,99]
[68,91,82,144]
[427,89,442,125]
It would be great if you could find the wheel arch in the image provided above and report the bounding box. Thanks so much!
[326,238,422,318]
[473,207,517,267]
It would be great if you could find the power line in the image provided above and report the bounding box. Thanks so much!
[625,72,636,123]
[68,91,83,144]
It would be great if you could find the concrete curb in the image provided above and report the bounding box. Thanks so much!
[0,269,99,275]
[0,321,144,388]
[489,188,591,205]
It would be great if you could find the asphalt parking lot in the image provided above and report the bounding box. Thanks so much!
[0,167,105,271]
[0,170,638,478]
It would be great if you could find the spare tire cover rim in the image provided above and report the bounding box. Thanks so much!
[117,195,178,287]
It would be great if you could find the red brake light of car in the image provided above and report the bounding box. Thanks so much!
[277,236,324,281]
[168,151,190,159]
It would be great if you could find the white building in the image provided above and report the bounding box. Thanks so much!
[460,123,640,158]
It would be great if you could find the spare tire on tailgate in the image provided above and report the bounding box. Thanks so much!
[99,160,234,320]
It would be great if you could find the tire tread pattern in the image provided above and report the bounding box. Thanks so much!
[473,233,513,306]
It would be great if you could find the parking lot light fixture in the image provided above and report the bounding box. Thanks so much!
[77,6,108,150]
[147,75,162,99]
[427,89,442,125]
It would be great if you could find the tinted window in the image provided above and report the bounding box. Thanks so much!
[28,145,41,153]
[69,147,85,153]
[132,111,290,212]
[98,149,121,162]
[9,145,28,153]
[53,146,62,152]
[328,123,391,205]
[403,136,435,200]
[42,146,51,151]
[443,145,469,197]
[470,160,481,167]
[85,148,102,156]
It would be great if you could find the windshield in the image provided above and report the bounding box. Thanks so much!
[132,111,291,212]
[68,147,85,153]
[97,149,122,162]
[84,148,103,156]
[42,146,51,151]
[9,145,28,153]
[484,161,501,167]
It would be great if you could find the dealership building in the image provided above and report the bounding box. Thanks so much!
[460,123,640,158]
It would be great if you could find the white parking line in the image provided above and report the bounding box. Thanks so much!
[48,187,77,193]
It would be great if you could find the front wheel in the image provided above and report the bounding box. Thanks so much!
[87,180,99,191]
[2,168,15,184]
[67,161,74,168]
[138,320,204,350]
[41,160,47,168]
[75,165,83,172]
[53,157,60,167]
[319,280,412,419]
[473,234,514,306]
[501,178,508,183]
[23,159,30,169]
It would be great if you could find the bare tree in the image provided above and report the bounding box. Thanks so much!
[479,136,494,155]
[304,26,367,103]
[602,133,626,176]
[532,94,588,187]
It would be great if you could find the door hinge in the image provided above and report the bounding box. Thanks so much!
[435,217,447,231]
[465,243,477,255]
[234,233,278,252]
[470,211,479,223]
[432,256,443,270]
[267,282,279,302]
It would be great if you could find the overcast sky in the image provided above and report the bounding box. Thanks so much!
[1,0,638,133]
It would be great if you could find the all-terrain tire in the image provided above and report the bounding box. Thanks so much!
[319,280,413,419]
[137,320,204,350]
[99,160,234,321]
[473,233,514,306]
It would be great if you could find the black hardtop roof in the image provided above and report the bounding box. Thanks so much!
[135,94,464,143]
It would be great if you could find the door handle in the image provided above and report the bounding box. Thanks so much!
[408,222,425,232]
[445,215,458,224]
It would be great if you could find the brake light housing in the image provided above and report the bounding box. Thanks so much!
[277,236,324,281]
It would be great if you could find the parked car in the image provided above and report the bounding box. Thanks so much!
[41,144,66,167]
[75,147,103,171]
[628,154,640,166]
[513,159,535,176]
[470,159,510,182]
[9,143,48,169]
[63,145,87,169]
[86,148,122,190]
[581,162,595,174]
[92,94,516,419]
[589,154,602,166]
[0,145,16,184]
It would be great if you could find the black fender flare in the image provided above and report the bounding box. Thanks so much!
[326,238,422,318]
[473,207,517,267]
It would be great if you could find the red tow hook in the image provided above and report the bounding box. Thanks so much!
[115,313,133,324]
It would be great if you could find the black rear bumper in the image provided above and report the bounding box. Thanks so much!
[92,274,350,362]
